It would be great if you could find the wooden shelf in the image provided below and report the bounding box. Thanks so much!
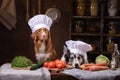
[70,0,120,61]
[73,16,101,19]
[73,16,120,19]
[103,34,120,37]
[104,16,120,19]
[71,33,101,36]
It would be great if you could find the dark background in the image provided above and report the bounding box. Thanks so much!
[0,0,72,65]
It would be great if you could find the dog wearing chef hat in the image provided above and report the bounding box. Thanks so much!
[28,14,57,62]
[61,40,92,68]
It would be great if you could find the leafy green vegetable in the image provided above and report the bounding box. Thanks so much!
[95,55,110,65]
[11,56,33,68]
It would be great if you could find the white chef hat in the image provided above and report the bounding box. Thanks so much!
[66,40,92,55]
[28,14,53,33]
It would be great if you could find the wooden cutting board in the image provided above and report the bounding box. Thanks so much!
[48,65,74,73]
[12,66,31,70]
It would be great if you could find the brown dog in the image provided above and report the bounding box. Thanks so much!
[31,28,57,61]
[28,14,57,61]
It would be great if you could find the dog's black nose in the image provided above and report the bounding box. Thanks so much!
[75,63,79,68]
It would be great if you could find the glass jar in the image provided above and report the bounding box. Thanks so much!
[76,0,86,16]
[74,21,84,33]
[88,23,97,33]
[90,0,98,16]
[108,0,118,16]
[108,22,116,36]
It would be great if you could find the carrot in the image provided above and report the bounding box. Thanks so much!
[95,62,107,66]
[81,63,94,67]
[81,63,109,71]
[81,63,94,70]
[82,66,90,70]
[89,65,109,71]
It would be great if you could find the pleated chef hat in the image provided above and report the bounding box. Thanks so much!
[66,40,92,55]
[28,14,53,33]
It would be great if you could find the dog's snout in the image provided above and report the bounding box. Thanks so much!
[42,35,46,38]
[42,32,46,36]
[41,30,47,40]
[75,63,79,68]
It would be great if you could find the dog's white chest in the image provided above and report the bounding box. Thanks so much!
[39,42,46,53]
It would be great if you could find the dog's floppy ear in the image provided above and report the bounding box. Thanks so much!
[62,45,71,63]
[63,45,68,54]
[31,32,36,43]
[61,45,68,62]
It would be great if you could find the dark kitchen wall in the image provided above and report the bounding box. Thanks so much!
[0,0,72,65]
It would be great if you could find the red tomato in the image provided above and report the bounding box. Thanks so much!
[44,62,49,67]
[61,61,66,68]
[56,63,64,69]
[48,61,56,68]
[55,59,66,68]
[55,59,61,64]
[56,60,63,64]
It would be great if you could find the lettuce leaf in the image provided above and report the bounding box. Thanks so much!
[11,56,33,68]
[95,55,110,65]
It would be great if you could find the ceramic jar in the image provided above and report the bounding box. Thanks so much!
[76,0,86,16]
[90,0,98,16]
[108,0,118,16]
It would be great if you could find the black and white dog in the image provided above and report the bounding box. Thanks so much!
[61,45,89,68]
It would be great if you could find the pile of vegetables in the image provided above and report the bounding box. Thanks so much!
[11,56,33,68]
[80,55,110,71]
[43,59,66,69]
[11,56,66,70]
[80,63,109,71]
[30,59,66,70]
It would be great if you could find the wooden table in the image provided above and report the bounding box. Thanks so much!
[1,63,120,80]
[114,75,120,80]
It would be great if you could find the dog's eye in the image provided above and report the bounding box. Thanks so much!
[71,57,74,59]
[43,28,48,32]
[78,56,80,60]
[44,29,47,32]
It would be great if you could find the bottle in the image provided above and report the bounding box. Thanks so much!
[114,44,120,68]
[107,37,114,53]
[111,56,116,69]
[111,44,120,68]
[90,0,98,16]
[76,0,86,16]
